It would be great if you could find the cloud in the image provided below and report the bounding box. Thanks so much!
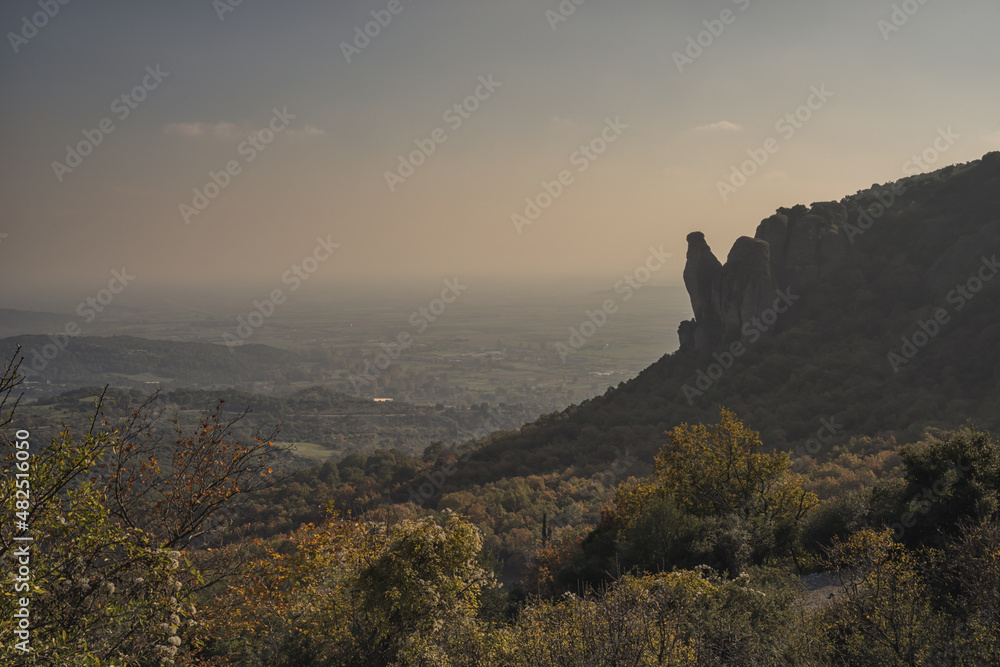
[164,121,244,140]
[286,125,326,138]
[164,121,325,140]
[695,120,742,132]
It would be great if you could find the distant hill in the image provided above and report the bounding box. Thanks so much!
[0,308,77,338]
[447,153,1000,487]
[1,334,300,391]
[16,384,535,461]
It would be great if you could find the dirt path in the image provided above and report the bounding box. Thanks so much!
[799,571,841,612]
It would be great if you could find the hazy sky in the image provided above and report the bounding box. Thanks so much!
[2,0,998,306]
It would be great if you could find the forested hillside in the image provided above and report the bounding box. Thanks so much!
[446,153,1000,488]
[3,155,1000,666]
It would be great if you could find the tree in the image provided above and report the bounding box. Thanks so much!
[655,408,815,524]
[101,395,281,553]
[0,352,283,665]
[892,427,1000,547]
[496,567,803,667]
[0,369,192,663]
[564,410,817,586]
[201,511,496,666]
[822,529,945,666]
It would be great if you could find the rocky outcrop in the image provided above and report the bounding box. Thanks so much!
[679,201,849,352]
[756,202,849,290]
[681,232,723,350]
[715,237,777,342]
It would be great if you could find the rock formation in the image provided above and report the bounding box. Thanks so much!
[680,232,722,351]
[679,201,849,352]
[716,236,777,342]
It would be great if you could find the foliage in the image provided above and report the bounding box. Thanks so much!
[891,427,1000,547]
[487,567,807,667]
[0,355,281,665]
[201,512,496,666]
[655,408,810,520]
[567,408,817,583]
[819,522,1000,666]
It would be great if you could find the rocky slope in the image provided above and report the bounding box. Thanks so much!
[680,201,853,352]
[442,152,1000,490]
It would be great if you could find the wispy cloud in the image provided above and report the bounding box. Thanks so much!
[286,125,326,138]
[164,121,325,140]
[695,120,742,132]
[164,121,245,140]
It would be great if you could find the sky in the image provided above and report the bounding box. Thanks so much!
[1,0,999,308]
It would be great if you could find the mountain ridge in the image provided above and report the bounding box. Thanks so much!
[443,152,1000,489]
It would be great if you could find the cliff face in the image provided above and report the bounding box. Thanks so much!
[680,232,723,351]
[679,201,849,352]
[448,153,1000,483]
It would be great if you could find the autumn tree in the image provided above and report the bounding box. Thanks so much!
[655,408,816,523]
[495,567,804,667]
[200,511,496,666]
[821,529,945,666]
[0,352,283,665]
[96,394,280,552]
[580,408,818,579]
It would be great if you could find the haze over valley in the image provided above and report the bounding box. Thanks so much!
[2,1,1000,665]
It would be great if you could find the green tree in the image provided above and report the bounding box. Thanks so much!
[821,529,946,666]
[205,512,496,666]
[893,427,1000,547]
[655,408,816,524]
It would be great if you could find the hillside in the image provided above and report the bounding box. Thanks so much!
[445,153,1000,488]
[14,384,536,461]
[2,334,300,391]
